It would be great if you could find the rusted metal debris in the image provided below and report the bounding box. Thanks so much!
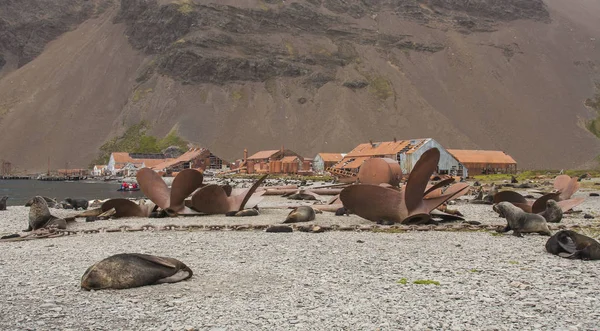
[137,168,204,216]
[357,157,402,186]
[340,148,470,225]
[190,174,268,214]
[99,169,267,217]
[4,222,599,243]
[493,175,585,213]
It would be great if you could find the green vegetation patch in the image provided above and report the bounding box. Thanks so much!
[397,278,440,285]
[585,83,600,139]
[177,0,194,15]
[90,122,188,167]
[132,88,153,103]
[368,76,393,100]
[412,279,440,286]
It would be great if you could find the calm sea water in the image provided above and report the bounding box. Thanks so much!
[0,180,145,206]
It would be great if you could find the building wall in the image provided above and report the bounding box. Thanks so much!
[399,139,468,177]
[313,155,325,173]
[463,162,517,175]
[107,155,116,174]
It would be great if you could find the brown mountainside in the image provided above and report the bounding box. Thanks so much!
[0,0,599,172]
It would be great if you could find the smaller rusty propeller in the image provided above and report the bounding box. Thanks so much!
[136,168,204,215]
[553,175,580,201]
[341,148,469,224]
[190,174,268,214]
[100,199,156,218]
[494,174,584,213]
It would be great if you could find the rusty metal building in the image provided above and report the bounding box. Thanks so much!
[152,148,228,175]
[331,138,467,177]
[447,149,517,175]
[245,148,303,174]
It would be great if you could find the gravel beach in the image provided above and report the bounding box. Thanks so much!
[1,191,599,330]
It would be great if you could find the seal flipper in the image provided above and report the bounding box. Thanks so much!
[130,254,178,269]
[155,270,193,284]
[557,234,577,254]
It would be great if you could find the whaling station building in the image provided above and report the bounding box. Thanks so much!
[329,138,468,177]
[447,150,517,175]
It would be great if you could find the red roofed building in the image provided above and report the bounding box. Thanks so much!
[107,152,172,175]
[330,138,466,178]
[447,149,517,175]
[152,148,228,175]
[244,148,302,174]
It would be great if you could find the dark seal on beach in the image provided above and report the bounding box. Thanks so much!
[545,230,600,260]
[26,196,67,231]
[283,206,316,223]
[225,207,260,217]
[0,196,7,211]
[25,196,58,208]
[266,225,293,233]
[81,253,193,290]
[538,200,563,223]
[64,198,89,210]
[494,202,551,237]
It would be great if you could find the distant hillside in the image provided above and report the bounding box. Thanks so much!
[0,0,599,172]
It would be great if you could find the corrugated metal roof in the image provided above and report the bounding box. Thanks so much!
[281,156,300,163]
[345,139,425,157]
[247,150,280,160]
[447,149,517,164]
[333,157,369,170]
[111,152,132,164]
[317,153,344,162]
[152,148,208,170]
[111,152,171,168]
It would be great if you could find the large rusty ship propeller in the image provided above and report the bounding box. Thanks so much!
[340,148,469,224]
[101,198,157,218]
[493,175,584,213]
[357,158,402,186]
[136,168,205,216]
[190,174,268,214]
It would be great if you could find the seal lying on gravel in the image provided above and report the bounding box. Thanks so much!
[226,207,259,217]
[81,253,193,290]
[0,196,7,210]
[538,200,562,223]
[545,230,600,260]
[283,206,316,223]
[64,198,89,210]
[24,196,67,231]
[493,202,551,237]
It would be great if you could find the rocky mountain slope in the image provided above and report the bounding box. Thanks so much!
[0,0,599,172]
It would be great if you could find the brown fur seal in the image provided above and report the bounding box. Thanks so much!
[538,200,562,223]
[545,230,600,260]
[81,253,193,290]
[283,206,316,223]
[25,196,67,231]
[494,202,551,237]
[266,225,294,233]
[64,198,89,210]
[25,196,57,208]
[0,196,7,210]
[226,207,259,217]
